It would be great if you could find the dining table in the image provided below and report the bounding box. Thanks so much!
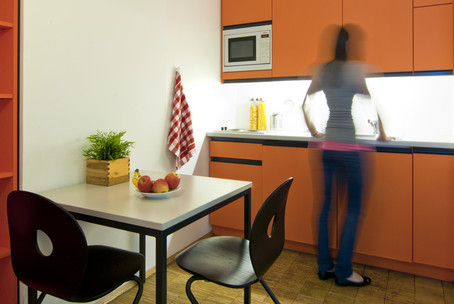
[37,171,252,304]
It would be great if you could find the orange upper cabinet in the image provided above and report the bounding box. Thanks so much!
[222,0,272,27]
[414,2,453,71]
[272,0,342,78]
[343,0,413,73]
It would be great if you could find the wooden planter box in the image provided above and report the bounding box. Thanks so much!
[86,157,130,186]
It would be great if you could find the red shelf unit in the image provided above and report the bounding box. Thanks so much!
[0,0,18,303]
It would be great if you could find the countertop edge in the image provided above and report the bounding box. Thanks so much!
[206,132,454,153]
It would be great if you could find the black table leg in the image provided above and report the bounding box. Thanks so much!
[28,287,37,304]
[156,232,167,304]
[139,233,146,282]
[244,189,252,304]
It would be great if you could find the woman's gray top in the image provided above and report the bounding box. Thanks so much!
[319,61,369,143]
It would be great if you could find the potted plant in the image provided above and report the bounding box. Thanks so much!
[83,130,134,186]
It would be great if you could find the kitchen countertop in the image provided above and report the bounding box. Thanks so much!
[207,130,454,153]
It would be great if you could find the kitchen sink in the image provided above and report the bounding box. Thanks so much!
[216,129,266,134]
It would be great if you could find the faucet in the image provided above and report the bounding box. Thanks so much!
[368,119,379,135]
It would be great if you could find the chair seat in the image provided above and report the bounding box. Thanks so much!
[71,245,144,302]
[176,236,258,288]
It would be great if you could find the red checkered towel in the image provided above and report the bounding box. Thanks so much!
[167,68,196,170]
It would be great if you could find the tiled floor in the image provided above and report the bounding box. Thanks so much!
[109,249,454,304]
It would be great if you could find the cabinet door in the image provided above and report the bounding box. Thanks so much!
[338,152,413,262]
[414,153,454,269]
[262,146,337,247]
[222,0,272,27]
[209,161,262,235]
[343,0,413,73]
[272,0,342,77]
[414,3,453,71]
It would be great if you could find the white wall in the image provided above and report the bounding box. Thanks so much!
[21,0,221,303]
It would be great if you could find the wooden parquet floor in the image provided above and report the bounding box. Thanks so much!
[108,249,454,304]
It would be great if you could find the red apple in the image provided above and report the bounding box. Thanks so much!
[165,172,181,190]
[137,175,153,193]
[151,179,169,193]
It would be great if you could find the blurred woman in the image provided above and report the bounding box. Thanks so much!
[302,24,392,287]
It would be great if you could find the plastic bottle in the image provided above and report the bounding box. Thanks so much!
[257,98,267,130]
[249,98,258,130]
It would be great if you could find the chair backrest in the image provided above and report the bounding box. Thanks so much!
[7,190,88,300]
[249,177,293,279]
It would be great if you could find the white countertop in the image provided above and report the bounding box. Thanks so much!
[40,172,252,231]
[207,130,454,150]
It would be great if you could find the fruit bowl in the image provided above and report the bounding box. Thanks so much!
[134,186,181,199]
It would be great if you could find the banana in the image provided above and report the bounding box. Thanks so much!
[132,169,141,187]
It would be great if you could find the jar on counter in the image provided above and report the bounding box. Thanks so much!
[257,98,266,130]
[249,98,258,130]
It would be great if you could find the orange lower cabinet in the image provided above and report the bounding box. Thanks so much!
[262,146,336,247]
[338,151,413,262]
[414,153,454,269]
[209,161,262,235]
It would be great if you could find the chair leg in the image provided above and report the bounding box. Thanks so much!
[186,275,204,304]
[131,276,143,304]
[36,292,47,304]
[260,279,280,304]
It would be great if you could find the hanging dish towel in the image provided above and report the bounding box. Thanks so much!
[167,68,196,170]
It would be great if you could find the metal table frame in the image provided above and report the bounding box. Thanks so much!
[29,185,251,304]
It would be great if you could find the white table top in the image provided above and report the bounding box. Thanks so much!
[40,172,252,231]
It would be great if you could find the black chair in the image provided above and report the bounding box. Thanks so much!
[176,177,294,303]
[7,190,144,304]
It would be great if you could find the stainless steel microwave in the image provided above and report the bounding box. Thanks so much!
[223,23,272,72]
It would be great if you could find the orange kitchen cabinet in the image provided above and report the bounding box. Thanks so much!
[272,0,342,78]
[209,140,263,236]
[337,151,413,262]
[343,0,413,73]
[0,0,18,302]
[221,0,272,27]
[414,3,453,71]
[262,145,337,248]
[222,70,272,82]
[413,153,454,269]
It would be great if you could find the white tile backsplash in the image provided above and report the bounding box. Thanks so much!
[220,75,454,143]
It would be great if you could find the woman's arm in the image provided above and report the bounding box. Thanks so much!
[376,114,395,142]
[302,68,324,138]
[302,93,324,138]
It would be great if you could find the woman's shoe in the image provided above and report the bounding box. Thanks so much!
[318,270,335,280]
[334,275,372,287]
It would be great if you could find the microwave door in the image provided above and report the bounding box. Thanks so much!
[228,35,257,64]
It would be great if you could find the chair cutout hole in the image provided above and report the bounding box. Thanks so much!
[36,230,53,257]
[267,214,276,238]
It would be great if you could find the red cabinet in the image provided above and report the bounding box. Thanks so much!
[414,2,453,71]
[0,0,18,302]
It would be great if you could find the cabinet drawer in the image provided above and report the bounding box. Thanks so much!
[209,140,262,160]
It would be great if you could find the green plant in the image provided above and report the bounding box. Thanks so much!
[83,131,134,160]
